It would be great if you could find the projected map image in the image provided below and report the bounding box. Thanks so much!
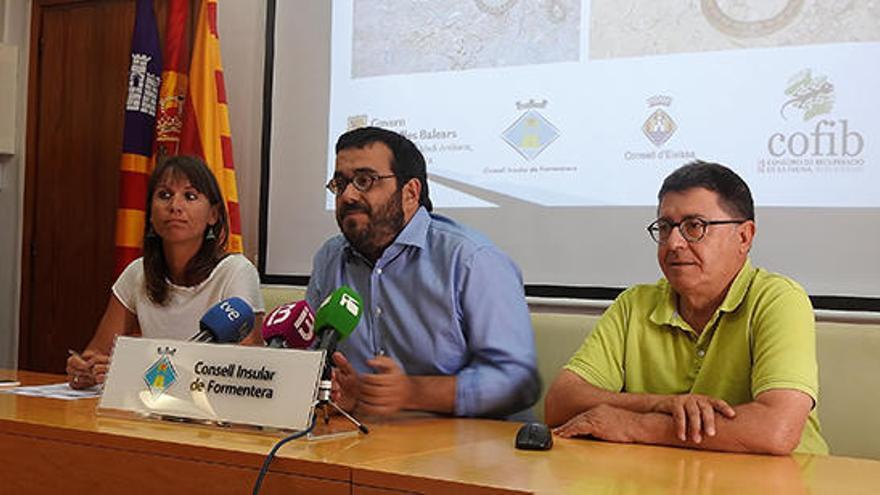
[590,0,880,59]
[351,0,581,78]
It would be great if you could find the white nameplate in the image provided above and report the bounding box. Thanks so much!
[99,337,324,431]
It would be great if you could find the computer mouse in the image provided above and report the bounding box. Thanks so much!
[515,421,553,451]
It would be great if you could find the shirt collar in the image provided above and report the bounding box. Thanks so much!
[650,258,756,329]
[649,279,679,329]
[343,206,430,262]
[717,258,756,313]
[392,206,429,250]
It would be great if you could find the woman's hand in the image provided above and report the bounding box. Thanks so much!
[66,350,110,389]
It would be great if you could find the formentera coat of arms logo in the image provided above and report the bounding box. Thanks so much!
[502,100,560,161]
[143,355,178,396]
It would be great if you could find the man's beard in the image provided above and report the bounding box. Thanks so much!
[337,189,405,261]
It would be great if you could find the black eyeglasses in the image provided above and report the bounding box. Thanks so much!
[325,172,396,195]
[647,217,748,244]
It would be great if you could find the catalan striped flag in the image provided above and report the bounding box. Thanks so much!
[113,0,162,276]
[179,0,243,253]
[154,0,189,158]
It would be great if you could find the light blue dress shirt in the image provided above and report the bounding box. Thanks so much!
[306,207,540,418]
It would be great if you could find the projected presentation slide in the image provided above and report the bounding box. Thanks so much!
[328,0,880,209]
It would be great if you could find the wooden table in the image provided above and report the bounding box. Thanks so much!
[1,370,878,494]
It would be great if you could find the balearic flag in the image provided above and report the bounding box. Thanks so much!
[113,0,162,276]
[179,0,243,253]
[154,0,189,158]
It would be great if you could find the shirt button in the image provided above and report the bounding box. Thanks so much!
[375,307,382,316]
[376,268,383,275]
[697,349,706,357]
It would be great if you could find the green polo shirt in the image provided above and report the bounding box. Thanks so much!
[565,259,828,454]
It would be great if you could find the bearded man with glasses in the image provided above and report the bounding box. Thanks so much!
[306,126,539,420]
[545,161,828,455]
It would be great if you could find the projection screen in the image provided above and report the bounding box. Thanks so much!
[261,1,880,310]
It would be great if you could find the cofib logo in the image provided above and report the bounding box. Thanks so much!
[765,70,864,162]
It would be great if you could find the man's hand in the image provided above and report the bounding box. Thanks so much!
[358,355,414,416]
[331,352,361,411]
[553,404,640,443]
[651,393,736,443]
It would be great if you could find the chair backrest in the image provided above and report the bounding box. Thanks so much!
[261,286,307,315]
[815,321,880,459]
[530,312,596,423]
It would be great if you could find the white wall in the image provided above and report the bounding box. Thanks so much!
[0,0,30,368]
[217,0,266,260]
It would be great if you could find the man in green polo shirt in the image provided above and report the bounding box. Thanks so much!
[545,161,828,455]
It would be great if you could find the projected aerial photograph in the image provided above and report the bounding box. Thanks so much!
[590,0,880,59]
[351,0,581,78]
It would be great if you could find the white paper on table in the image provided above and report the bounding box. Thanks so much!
[0,382,102,400]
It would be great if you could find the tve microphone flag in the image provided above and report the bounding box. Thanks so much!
[262,300,315,349]
[192,297,254,343]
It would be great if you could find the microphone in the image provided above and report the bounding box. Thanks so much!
[191,297,255,343]
[314,286,369,434]
[313,286,363,363]
[261,300,316,349]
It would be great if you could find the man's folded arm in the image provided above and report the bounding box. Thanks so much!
[632,388,813,455]
[548,371,813,455]
[545,369,664,426]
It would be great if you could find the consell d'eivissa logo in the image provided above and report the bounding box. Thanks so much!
[760,69,865,174]
[623,95,696,163]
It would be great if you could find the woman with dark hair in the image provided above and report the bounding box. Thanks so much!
[66,156,264,389]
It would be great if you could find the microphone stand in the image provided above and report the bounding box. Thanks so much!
[311,326,368,435]
[313,375,369,434]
